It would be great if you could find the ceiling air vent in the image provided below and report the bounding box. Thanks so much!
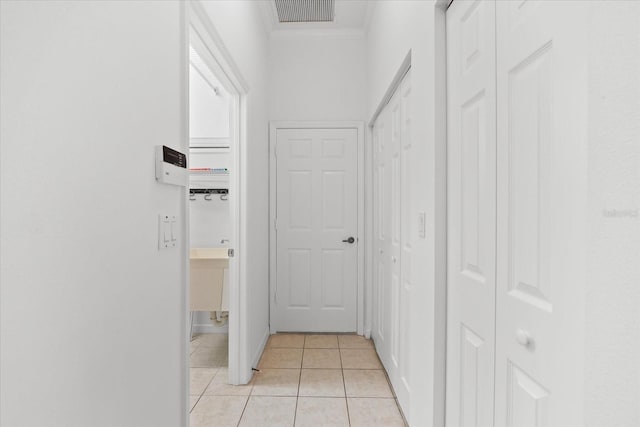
[274,0,335,23]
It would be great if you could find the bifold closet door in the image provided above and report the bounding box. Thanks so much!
[494,1,588,425]
[446,1,497,426]
[372,69,413,414]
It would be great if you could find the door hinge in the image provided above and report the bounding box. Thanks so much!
[228,248,235,258]
[273,142,278,158]
[274,217,278,231]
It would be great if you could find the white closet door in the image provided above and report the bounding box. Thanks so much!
[273,128,359,332]
[373,110,390,354]
[372,69,412,415]
[446,1,497,426]
[495,1,588,425]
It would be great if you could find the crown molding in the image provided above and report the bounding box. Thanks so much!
[269,28,365,40]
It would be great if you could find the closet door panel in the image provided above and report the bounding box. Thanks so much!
[446,1,497,426]
[495,1,588,426]
[371,69,413,418]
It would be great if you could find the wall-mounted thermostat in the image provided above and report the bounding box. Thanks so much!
[155,145,187,186]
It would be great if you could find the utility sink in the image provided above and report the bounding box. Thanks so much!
[190,247,229,312]
[190,247,228,260]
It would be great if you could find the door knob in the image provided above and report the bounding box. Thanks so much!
[516,329,532,347]
[342,237,356,244]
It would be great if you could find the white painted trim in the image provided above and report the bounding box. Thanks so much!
[368,51,412,127]
[251,326,271,370]
[434,2,449,426]
[363,123,374,340]
[179,2,189,426]
[188,1,250,94]
[187,0,250,387]
[269,28,365,40]
[269,121,366,335]
[268,124,278,335]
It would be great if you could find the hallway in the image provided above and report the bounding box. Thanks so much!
[189,334,406,427]
[2,1,639,426]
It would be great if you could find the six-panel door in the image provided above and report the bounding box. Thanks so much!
[273,128,359,332]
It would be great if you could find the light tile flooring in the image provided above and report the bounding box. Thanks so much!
[189,333,407,427]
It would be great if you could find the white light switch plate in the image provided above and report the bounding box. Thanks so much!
[418,212,426,239]
[159,214,177,249]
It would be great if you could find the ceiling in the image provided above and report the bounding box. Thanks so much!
[258,0,372,35]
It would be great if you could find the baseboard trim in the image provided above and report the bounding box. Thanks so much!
[251,326,270,370]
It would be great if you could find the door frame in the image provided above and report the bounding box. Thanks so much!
[269,121,366,335]
[186,0,251,386]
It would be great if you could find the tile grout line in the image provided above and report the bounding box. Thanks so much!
[338,337,353,427]
[235,394,251,427]
[292,336,305,426]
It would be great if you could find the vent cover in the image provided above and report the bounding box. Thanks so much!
[274,0,335,23]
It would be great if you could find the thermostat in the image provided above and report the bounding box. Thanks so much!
[155,145,187,186]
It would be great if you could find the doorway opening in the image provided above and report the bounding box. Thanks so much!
[188,39,234,367]
[186,1,250,406]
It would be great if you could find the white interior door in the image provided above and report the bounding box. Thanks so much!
[494,1,588,425]
[373,113,390,350]
[446,1,497,426]
[372,69,412,416]
[273,128,359,332]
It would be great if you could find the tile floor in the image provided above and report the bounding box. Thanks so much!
[189,333,407,427]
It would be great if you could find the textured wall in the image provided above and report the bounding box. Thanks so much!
[585,2,640,426]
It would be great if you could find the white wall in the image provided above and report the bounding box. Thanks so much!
[585,2,640,425]
[0,1,188,426]
[189,63,230,138]
[199,0,271,380]
[366,1,447,426]
[269,33,367,121]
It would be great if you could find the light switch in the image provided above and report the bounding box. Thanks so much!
[418,212,426,239]
[159,215,177,249]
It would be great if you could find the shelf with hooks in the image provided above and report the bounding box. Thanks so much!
[189,188,228,201]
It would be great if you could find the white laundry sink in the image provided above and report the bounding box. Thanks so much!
[189,247,229,312]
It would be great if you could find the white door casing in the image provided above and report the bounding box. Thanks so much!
[372,69,412,416]
[271,126,360,332]
[446,1,497,426]
[495,1,588,425]
[188,0,251,385]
